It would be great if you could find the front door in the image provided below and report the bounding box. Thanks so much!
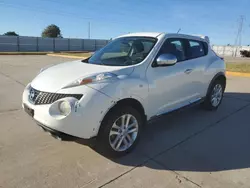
[146,38,197,118]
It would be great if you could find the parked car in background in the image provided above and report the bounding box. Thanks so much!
[22,32,226,157]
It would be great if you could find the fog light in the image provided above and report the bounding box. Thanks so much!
[58,101,71,116]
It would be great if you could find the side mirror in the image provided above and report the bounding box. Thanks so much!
[156,54,177,66]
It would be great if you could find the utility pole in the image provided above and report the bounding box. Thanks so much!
[234,15,245,57]
[88,22,91,39]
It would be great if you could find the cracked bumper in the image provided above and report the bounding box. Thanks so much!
[22,83,115,139]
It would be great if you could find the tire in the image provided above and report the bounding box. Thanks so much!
[202,79,225,110]
[97,106,142,158]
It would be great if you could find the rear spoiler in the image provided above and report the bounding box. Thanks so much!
[194,35,210,44]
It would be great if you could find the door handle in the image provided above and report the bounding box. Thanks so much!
[184,69,193,74]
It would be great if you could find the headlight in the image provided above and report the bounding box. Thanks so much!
[58,101,71,116]
[63,72,117,89]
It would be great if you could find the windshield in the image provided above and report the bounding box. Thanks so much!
[84,37,157,66]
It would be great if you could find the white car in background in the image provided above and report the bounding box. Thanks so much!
[22,32,226,157]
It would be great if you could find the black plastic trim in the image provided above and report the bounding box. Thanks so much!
[35,121,79,141]
[206,72,226,96]
[148,97,205,123]
[30,87,83,105]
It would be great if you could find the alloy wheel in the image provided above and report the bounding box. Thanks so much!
[109,114,139,152]
[211,84,223,107]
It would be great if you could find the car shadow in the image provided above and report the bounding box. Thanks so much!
[76,92,250,172]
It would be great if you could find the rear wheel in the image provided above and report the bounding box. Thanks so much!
[97,106,142,157]
[203,79,225,110]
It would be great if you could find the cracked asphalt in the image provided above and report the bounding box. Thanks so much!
[1,55,250,188]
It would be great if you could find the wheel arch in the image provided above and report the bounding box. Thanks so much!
[206,72,226,96]
[97,98,147,137]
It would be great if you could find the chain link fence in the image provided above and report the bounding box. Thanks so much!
[0,35,109,52]
[212,45,250,57]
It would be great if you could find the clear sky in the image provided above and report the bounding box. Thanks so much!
[0,0,250,45]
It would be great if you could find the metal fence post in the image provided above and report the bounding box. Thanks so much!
[68,39,70,51]
[36,37,39,52]
[82,39,84,51]
[17,36,20,52]
[53,38,55,52]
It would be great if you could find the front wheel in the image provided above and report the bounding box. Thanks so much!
[97,106,142,157]
[202,79,225,110]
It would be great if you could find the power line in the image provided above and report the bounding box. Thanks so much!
[0,0,166,27]
[1,1,162,39]
[40,0,159,19]
[0,2,91,21]
[0,0,196,38]
[0,1,135,25]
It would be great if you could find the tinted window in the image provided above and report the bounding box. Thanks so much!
[142,41,156,53]
[188,40,205,59]
[86,37,157,66]
[203,42,208,55]
[158,39,186,62]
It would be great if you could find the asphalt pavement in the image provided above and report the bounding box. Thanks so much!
[0,55,250,188]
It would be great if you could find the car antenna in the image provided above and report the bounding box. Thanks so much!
[177,28,181,33]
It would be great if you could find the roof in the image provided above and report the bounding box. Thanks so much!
[117,32,163,38]
[116,32,209,43]
[165,33,209,43]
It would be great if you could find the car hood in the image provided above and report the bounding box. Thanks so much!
[31,60,134,92]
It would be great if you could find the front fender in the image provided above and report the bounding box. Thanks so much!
[91,77,149,116]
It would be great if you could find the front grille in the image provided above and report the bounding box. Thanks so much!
[29,87,82,105]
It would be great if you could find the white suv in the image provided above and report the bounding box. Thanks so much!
[22,32,226,157]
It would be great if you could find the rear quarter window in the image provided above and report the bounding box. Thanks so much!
[187,40,207,59]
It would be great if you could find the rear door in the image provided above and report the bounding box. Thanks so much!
[184,39,209,99]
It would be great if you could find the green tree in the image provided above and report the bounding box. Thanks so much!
[3,31,19,36]
[41,24,62,38]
